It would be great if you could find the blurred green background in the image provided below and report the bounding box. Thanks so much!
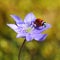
[0,0,60,60]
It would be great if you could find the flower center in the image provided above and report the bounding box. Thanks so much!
[26,27,32,33]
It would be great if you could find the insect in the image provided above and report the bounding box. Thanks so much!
[34,18,46,27]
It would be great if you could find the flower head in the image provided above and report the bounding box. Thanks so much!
[7,13,51,41]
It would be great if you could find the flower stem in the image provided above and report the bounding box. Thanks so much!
[18,39,26,60]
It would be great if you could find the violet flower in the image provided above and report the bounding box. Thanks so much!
[7,13,51,41]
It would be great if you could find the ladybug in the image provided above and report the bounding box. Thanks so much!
[34,18,46,27]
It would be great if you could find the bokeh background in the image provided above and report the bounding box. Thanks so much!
[0,0,60,60]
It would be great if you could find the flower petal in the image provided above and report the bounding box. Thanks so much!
[7,24,18,33]
[17,24,28,30]
[10,15,24,24]
[16,32,26,38]
[26,33,33,41]
[24,13,36,25]
[38,23,51,31]
[40,34,47,41]
[32,33,47,41]
[39,23,51,33]
[31,23,51,34]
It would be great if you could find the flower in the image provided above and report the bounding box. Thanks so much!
[7,13,51,41]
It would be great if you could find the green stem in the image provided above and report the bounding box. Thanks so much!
[18,39,26,60]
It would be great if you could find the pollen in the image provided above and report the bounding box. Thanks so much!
[26,27,32,33]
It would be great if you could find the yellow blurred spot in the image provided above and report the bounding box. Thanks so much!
[0,51,3,57]
[17,38,24,45]
[0,40,8,48]
[56,32,60,40]
[26,41,39,51]
[21,52,31,60]
[41,43,53,58]
[0,40,11,53]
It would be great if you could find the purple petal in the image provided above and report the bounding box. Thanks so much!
[24,13,36,25]
[32,33,47,41]
[7,24,19,33]
[26,33,33,41]
[39,34,47,41]
[10,15,24,24]
[31,23,51,34]
[37,23,51,32]
[16,32,26,38]
[17,24,28,30]
[32,34,43,40]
